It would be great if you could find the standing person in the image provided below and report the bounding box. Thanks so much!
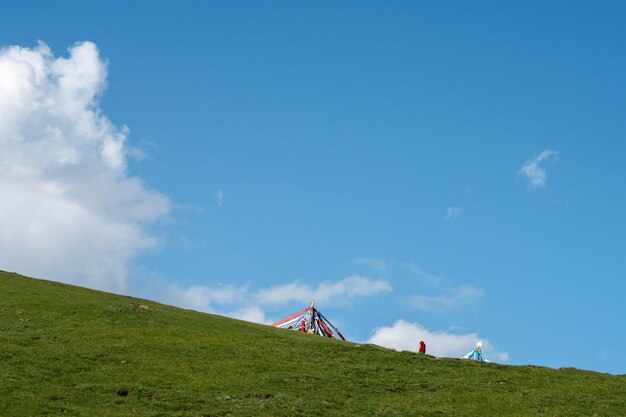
[418,340,426,354]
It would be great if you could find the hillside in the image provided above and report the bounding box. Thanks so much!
[1,270,624,417]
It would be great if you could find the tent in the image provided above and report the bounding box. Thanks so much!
[461,341,490,362]
[271,302,346,340]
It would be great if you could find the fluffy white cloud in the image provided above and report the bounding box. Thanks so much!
[255,275,392,305]
[0,41,169,292]
[518,150,559,189]
[367,320,509,362]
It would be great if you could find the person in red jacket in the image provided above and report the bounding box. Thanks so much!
[418,340,426,354]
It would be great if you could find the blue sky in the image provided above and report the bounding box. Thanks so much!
[0,2,624,374]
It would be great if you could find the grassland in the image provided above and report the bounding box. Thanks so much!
[1,270,624,416]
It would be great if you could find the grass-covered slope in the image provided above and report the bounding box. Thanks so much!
[1,270,624,417]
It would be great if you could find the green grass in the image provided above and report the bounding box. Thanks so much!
[1,270,624,416]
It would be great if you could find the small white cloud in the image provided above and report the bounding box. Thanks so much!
[352,258,388,272]
[215,189,224,206]
[255,275,392,306]
[409,286,484,313]
[404,263,444,286]
[227,306,269,324]
[367,320,509,362]
[165,284,248,312]
[517,150,559,189]
[445,206,462,219]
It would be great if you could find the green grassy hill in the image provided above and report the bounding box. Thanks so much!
[1,270,624,417]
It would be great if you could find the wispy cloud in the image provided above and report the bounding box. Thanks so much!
[445,206,462,219]
[389,262,485,313]
[172,203,204,214]
[255,275,392,306]
[0,41,169,292]
[517,150,559,189]
[352,257,388,272]
[154,283,273,324]
[351,260,484,313]
[165,284,249,311]
[409,286,484,313]
[367,320,509,362]
[404,263,444,286]
[215,189,224,206]
[150,274,391,324]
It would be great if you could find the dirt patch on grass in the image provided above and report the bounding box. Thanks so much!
[116,389,130,397]
[250,393,274,400]
[288,375,320,383]
[219,393,275,402]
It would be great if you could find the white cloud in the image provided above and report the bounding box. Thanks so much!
[148,274,391,325]
[352,257,388,272]
[215,189,224,206]
[404,263,444,286]
[164,284,248,312]
[349,260,483,313]
[157,284,270,324]
[255,274,392,305]
[445,206,462,219]
[0,41,169,292]
[517,150,559,189]
[409,286,484,313]
[228,306,268,324]
[367,320,509,362]
[397,263,483,313]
